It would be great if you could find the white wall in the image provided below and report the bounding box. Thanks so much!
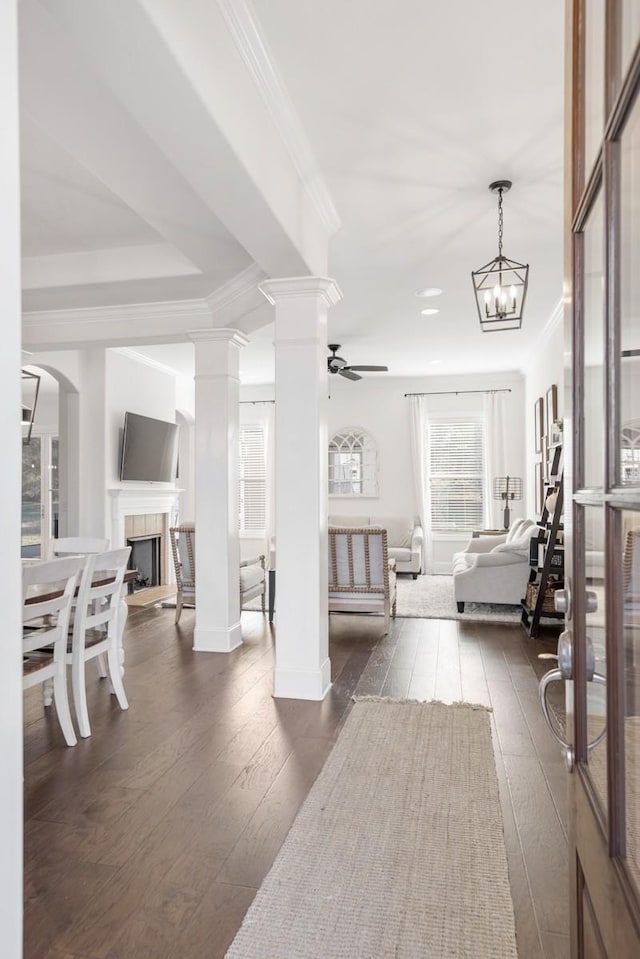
[28,348,180,538]
[327,371,526,573]
[0,2,23,952]
[524,304,565,516]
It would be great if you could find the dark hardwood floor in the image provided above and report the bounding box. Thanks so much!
[23,604,569,959]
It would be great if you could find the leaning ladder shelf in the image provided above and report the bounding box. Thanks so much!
[521,444,564,639]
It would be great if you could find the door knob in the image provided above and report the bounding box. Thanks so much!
[586,590,598,614]
[538,627,606,771]
[555,587,571,616]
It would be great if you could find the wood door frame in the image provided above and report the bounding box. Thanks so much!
[566,0,640,954]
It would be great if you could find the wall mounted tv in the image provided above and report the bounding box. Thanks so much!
[119,412,179,483]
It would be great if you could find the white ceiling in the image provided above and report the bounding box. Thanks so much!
[20,0,565,380]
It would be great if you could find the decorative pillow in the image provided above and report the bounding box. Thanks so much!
[505,518,525,543]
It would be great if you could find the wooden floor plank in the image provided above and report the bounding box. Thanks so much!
[24,607,569,959]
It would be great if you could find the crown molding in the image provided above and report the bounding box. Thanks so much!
[216,0,341,237]
[539,295,565,345]
[22,298,212,329]
[206,262,265,313]
[112,347,188,378]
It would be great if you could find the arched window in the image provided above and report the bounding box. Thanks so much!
[328,428,378,497]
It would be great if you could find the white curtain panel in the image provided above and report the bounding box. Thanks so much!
[263,402,275,559]
[409,395,430,573]
[483,391,507,529]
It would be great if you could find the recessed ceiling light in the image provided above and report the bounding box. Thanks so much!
[421,308,440,316]
[416,287,442,297]
[430,359,442,365]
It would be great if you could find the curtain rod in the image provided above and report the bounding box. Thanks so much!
[239,400,275,405]
[404,389,512,397]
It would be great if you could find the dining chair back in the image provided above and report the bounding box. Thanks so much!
[69,546,131,738]
[48,537,110,558]
[23,556,85,747]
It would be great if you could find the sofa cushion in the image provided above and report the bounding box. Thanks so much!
[388,546,412,564]
[328,515,370,529]
[373,517,414,548]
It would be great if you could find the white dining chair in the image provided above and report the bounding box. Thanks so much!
[68,546,131,738]
[23,556,85,747]
[48,537,110,558]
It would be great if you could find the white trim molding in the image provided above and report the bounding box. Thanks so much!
[259,276,343,308]
[216,0,341,237]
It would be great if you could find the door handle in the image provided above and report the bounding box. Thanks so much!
[538,628,606,770]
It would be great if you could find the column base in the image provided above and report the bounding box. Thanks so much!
[273,657,332,701]
[193,621,242,653]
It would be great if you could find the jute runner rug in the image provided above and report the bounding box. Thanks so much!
[226,699,517,959]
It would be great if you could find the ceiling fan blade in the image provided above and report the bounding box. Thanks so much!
[339,369,362,381]
[345,365,389,372]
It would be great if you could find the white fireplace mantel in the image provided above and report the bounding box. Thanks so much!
[108,485,182,546]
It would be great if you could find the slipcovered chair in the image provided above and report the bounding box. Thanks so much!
[328,526,397,634]
[169,525,266,624]
[452,519,538,612]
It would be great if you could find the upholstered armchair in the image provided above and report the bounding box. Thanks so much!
[328,515,423,577]
[328,526,397,634]
[452,518,538,611]
[169,525,266,624]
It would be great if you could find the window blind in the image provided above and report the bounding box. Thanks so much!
[427,420,485,532]
[239,426,266,533]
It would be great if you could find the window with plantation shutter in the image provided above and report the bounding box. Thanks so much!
[239,426,266,533]
[427,419,485,532]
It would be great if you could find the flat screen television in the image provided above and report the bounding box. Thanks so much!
[119,412,179,483]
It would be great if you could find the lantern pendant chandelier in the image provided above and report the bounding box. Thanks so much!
[471,179,529,332]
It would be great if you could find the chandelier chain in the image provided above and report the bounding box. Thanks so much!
[497,187,504,257]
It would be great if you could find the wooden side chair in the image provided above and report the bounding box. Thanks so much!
[169,525,266,624]
[328,527,397,634]
[68,546,131,738]
[23,556,85,747]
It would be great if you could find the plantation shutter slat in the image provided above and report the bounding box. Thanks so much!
[239,426,266,533]
[427,420,485,532]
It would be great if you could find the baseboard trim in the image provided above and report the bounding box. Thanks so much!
[193,621,242,653]
[273,657,332,701]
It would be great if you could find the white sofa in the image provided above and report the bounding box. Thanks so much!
[328,515,423,577]
[452,518,539,611]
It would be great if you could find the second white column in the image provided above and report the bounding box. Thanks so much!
[261,277,342,700]
[189,328,249,653]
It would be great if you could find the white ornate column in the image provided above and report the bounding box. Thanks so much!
[188,329,249,652]
[260,277,342,700]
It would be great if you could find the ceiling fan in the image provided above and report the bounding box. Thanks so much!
[327,344,389,381]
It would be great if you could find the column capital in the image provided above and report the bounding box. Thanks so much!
[187,327,250,348]
[259,276,342,309]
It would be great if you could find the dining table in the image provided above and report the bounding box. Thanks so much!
[24,564,139,678]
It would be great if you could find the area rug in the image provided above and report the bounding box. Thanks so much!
[225,698,517,959]
[396,574,521,624]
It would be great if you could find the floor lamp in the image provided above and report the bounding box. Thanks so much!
[493,475,523,529]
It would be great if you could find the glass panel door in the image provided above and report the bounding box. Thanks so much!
[585,0,606,178]
[621,507,640,895]
[21,438,42,558]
